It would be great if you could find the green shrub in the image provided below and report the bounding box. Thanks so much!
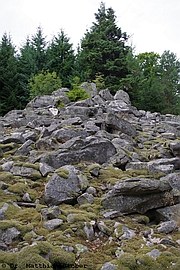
[67,76,89,102]
[29,71,62,99]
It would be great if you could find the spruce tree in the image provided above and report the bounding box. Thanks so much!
[76,2,130,92]
[46,30,75,87]
[31,26,47,73]
[0,33,20,115]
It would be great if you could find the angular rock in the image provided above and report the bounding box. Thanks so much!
[83,222,95,241]
[154,204,180,222]
[41,137,116,168]
[77,193,94,205]
[51,127,88,143]
[10,164,41,179]
[111,178,172,195]
[0,203,9,220]
[105,113,137,137]
[146,249,161,259]
[0,227,21,245]
[44,165,89,205]
[43,218,63,230]
[157,220,178,234]
[170,141,180,157]
[99,89,114,101]
[0,132,25,144]
[102,178,177,214]
[15,139,34,156]
[39,162,54,177]
[81,82,97,97]
[41,206,61,220]
[114,90,131,104]
[101,262,117,270]
[161,172,180,191]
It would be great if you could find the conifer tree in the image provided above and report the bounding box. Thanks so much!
[76,2,130,92]
[0,33,20,115]
[46,30,75,87]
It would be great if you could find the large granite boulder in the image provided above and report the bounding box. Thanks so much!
[102,177,178,214]
[44,165,89,205]
[105,113,137,137]
[41,137,116,168]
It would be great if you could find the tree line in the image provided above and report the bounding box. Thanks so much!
[0,2,180,116]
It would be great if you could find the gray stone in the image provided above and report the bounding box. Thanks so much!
[146,249,161,259]
[148,158,180,173]
[77,193,94,205]
[101,262,117,270]
[83,222,95,241]
[51,127,88,143]
[105,113,137,137]
[10,165,41,179]
[44,165,89,205]
[35,138,56,151]
[114,90,131,104]
[99,89,114,101]
[26,95,61,109]
[0,203,9,220]
[22,192,32,202]
[63,105,98,120]
[102,189,176,214]
[0,227,21,244]
[112,178,172,195]
[81,82,97,97]
[120,226,136,240]
[43,218,63,230]
[155,205,180,222]
[41,137,116,168]
[39,162,54,177]
[16,139,34,155]
[1,161,14,172]
[157,220,178,234]
[0,132,25,144]
[161,172,180,191]
[41,206,61,220]
[170,141,180,157]
[86,186,97,195]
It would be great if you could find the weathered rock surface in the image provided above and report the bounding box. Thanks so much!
[44,165,89,205]
[0,85,179,269]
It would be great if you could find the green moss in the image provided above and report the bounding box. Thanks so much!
[0,251,17,267]
[117,253,137,269]
[0,142,17,151]
[13,208,41,225]
[0,189,19,202]
[14,162,39,170]
[135,254,161,270]
[0,220,33,236]
[0,172,14,182]
[49,247,75,266]
[16,253,53,270]
[156,251,178,269]
[8,183,28,195]
[170,258,180,270]
[0,263,11,270]
[55,168,69,179]
[133,215,150,225]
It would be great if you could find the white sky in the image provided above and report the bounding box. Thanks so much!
[0,0,180,58]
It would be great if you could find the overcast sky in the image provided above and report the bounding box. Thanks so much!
[1,0,180,58]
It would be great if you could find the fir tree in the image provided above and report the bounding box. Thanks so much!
[76,2,130,92]
[46,30,75,87]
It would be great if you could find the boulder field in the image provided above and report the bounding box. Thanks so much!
[0,83,180,270]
